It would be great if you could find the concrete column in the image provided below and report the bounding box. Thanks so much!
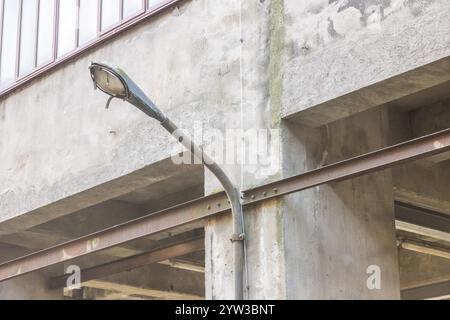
[205,199,286,300]
[205,0,400,300]
[281,108,400,299]
[205,107,401,300]
[204,0,284,300]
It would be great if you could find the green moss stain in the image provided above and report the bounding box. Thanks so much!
[268,0,285,250]
[275,199,284,248]
[269,0,285,129]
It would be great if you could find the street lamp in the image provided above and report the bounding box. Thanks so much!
[89,62,246,300]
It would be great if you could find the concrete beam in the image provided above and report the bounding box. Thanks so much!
[282,0,450,127]
[393,161,450,215]
[0,243,31,263]
[49,238,204,289]
[411,98,450,163]
[79,287,144,300]
[0,159,197,236]
[399,249,450,290]
[159,258,205,273]
[2,128,450,284]
[285,58,450,127]
[82,280,203,300]
[78,263,205,300]
[401,280,450,300]
[0,200,144,254]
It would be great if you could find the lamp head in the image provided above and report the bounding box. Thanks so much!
[89,62,166,122]
[89,62,128,98]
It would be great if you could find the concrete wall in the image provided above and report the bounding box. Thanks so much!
[282,0,450,125]
[0,0,246,226]
[1,0,448,300]
[1,0,447,235]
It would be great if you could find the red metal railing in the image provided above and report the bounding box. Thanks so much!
[0,0,181,100]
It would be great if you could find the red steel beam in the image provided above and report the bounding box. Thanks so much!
[0,191,229,283]
[49,237,205,289]
[0,129,449,283]
[242,128,450,205]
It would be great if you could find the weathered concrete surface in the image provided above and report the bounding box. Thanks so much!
[0,0,243,228]
[393,161,450,215]
[206,99,403,298]
[280,107,400,299]
[0,242,30,263]
[202,0,442,299]
[0,158,203,237]
[0,272,63,299]
[205,199,286,299]
[411,99,450,137]
[399,249,450,290]
[83,263,205,299]
[1,0,448,300]
[410,99,450,162]
[282,0,450,126]
[204,0,288,300]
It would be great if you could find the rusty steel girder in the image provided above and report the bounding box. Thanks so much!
[0,128,449,283]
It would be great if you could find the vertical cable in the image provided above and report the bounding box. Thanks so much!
[238,0,249,300]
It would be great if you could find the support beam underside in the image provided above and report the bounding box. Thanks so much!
[0,129,449,283]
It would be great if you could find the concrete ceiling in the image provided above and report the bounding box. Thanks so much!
[385,80,450,112]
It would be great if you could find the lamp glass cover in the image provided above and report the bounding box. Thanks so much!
[91,66,127,97]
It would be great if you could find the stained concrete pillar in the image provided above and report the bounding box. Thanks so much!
[204,0,401,300]
[205,199,286,300]
[205,107,401,299]
[281,108,400,299]
[203,0,285,300]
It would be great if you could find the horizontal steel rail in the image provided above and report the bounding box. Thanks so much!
[49,237,204,289]
[242,128,450,204]
[0,191,230,283]
[0,128,449,283]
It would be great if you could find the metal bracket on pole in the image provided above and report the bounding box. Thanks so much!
[230,233,246,243]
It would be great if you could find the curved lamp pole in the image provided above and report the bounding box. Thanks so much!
[88,62,246,300]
